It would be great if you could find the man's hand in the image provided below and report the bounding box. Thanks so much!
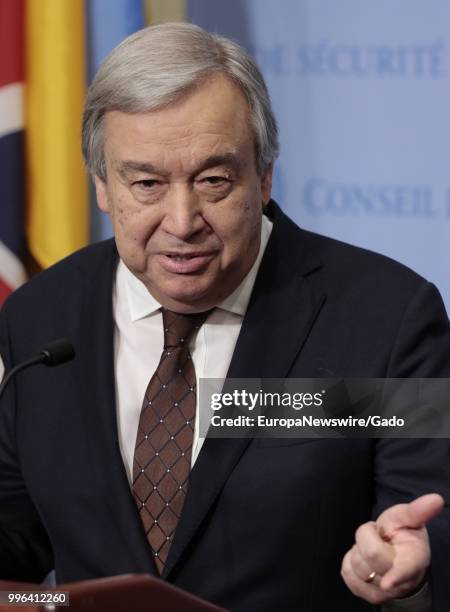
[341,493,444,605]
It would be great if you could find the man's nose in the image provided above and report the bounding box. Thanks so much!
[161,184,206,240]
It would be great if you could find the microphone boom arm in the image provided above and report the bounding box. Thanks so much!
[0,338,75,401]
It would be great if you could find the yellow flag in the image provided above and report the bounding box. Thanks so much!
[26,0,88,268]
[143,0,186,24]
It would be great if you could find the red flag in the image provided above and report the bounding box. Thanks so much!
[0,0,26,307]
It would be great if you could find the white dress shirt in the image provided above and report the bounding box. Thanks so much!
[113,215,272,482]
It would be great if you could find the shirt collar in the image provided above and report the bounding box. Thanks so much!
[118,214,273,321]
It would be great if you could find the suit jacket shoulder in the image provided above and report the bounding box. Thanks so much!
[246,202,450,378]
[0,239,118,370]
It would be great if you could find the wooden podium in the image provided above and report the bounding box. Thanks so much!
[0,574,228,611]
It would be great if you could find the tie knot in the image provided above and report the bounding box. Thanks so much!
[162,309,211,348]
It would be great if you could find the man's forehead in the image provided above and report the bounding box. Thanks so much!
[102,75,256,173]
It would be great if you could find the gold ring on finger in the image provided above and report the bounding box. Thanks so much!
[365,571,377,584]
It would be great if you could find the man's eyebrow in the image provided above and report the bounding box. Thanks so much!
[195,153,242,175]
[117,161,169,177]
[116,153,242,179]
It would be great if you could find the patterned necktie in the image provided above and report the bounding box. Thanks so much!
[132,308,210,573]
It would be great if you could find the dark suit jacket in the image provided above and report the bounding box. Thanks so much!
[0,202,449,612]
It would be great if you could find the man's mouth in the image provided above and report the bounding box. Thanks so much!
[167,254,201,261]
[158,251,217,274]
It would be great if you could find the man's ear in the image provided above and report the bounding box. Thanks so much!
[94,175,110,213]
[261,163,274,206]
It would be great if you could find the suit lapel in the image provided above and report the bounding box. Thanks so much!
[164,204,326,578]
[77,241,157,575]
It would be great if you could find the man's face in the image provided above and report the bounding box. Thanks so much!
[95,73,273,313]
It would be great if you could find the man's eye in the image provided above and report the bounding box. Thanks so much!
[201,176,229,186]
[134,179,159,189]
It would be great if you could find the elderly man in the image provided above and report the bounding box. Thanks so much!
[0,23,449,612]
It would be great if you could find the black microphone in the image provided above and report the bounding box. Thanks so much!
[0,338,75,401]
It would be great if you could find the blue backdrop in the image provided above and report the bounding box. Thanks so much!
[188,0,450,312]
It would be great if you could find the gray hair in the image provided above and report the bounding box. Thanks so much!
[82,22,279,180]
